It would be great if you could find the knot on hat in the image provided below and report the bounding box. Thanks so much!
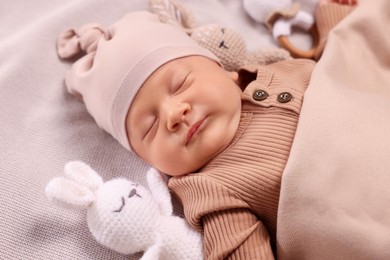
[57,23,110,59]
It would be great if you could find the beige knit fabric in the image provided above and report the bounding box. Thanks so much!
[277,0,390,258]
[169,59,315,259]
[314,3,355,59]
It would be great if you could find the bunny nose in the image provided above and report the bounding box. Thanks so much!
[129,189,141,198]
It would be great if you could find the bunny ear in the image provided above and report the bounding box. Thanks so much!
[140,237,163,260]
[146,168,173,216]
[246,48,291,66]
[45,177,95,210]
[149,0,196,33]
[64,161,103,192]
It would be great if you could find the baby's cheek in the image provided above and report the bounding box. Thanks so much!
[149,145,178,171]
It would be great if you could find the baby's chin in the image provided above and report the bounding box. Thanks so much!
[157,127,237,176]
[158,156,209,177]
[160,164,202,177]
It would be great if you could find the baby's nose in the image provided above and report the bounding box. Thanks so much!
[165,102,191,132]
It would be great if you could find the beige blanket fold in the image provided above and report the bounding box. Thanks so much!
[277,0,390,259]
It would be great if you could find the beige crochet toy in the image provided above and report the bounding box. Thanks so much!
[149,0,291,71]
[45,161,203,260]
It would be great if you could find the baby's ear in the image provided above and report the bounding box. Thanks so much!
[45,177,95,210]
[226,70,239,82]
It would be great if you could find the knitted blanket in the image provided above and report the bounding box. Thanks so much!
[277,0,390,258]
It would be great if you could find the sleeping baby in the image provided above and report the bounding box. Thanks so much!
[56,6,355,259]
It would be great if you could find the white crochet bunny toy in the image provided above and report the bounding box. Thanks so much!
[45,161,203,260]
[149,0,291,71]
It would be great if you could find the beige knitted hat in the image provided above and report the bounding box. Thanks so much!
[57,11,220,151]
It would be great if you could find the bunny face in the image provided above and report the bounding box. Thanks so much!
[191,24,246,71]
[87,178,160,255]
[46,162,176,257]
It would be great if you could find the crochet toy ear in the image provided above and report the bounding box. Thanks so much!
[245,48,292,66]
[45,177,95,210]
[146,168,173,216]
[64,161,103,192]
[149,0,196,33]
[140,237,163,260]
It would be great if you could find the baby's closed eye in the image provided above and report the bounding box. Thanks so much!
[173,73,191,96]
[142,116,158,140]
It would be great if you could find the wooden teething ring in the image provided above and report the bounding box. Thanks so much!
[277,24,319,59]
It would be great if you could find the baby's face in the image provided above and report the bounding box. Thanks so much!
[126,56,242,176]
